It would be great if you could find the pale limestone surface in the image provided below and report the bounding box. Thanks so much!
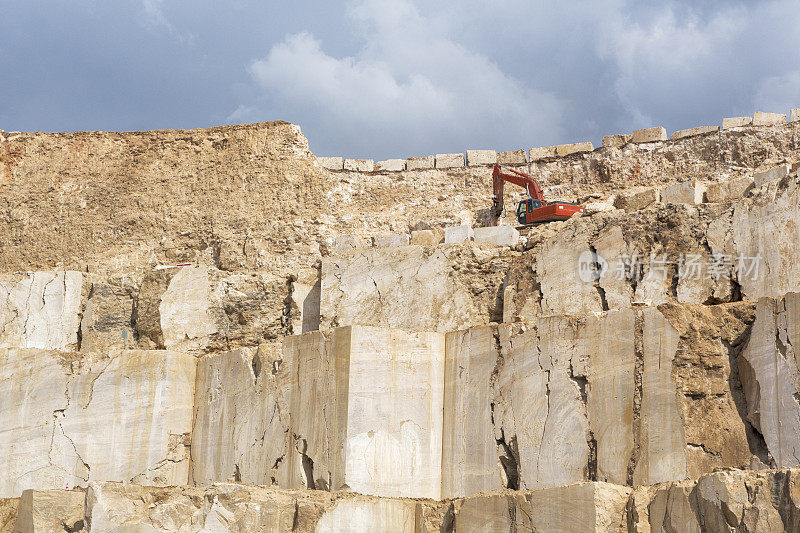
[0,349,195,498]
[602,134,631,148]
[792,108,800,122]
[616,187,659,211]
[722,116,752,129]
[472,225,519,247]
[442,326,503,498]
[14,489,84,533]
[555,142,593,156]
[704,176,753,202]
[444,225,473,244]
[754,164,789,187]
[345,327,445,499]
[631,127,667,143]
[497,149,526,164]
[753,111,786,126]
[315,498,417,532]
[374,158,405,171]
[465,149,496,166]
[320,246,480,333]
[371,232,409,248]
[660,180,706,204]
[528,482,631,533]
[435,153,463,168]
[529,146,556,160]
[409,229,442,246]
[159,265,218,351]
[343,158,374,172]
[317,156,343,170]
[670,126,718,140]
[405,155,434,169]
[634,308,686,485]
[739,294,800,467]
[0,271,83,350]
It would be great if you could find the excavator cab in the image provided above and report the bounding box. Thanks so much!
[516,199,542,225]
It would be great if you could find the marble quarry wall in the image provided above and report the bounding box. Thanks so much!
[3,119,800,531]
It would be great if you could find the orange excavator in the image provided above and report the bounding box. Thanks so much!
[492,163,584,225]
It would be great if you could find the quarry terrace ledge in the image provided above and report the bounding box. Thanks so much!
[316,108,800,171]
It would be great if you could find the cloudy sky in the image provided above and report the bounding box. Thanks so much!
[2,1,799,159]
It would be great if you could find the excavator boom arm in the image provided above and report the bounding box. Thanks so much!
[492,164,546,216]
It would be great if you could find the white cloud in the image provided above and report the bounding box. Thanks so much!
[141,0,194,45]
[235,0,565,157]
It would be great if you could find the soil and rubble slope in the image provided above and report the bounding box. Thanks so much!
[2,118,800,532]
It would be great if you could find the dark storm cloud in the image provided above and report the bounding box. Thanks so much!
[1,1,798,159]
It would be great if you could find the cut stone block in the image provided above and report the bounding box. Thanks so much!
[0,271,83,350]
[343,158,374,172]
[79,281,135,352]
[753,111,786,126]
[497,150,526,164]
[444,225,473,244]
[316,498,418,532]
[466,150,496,166]
[472,226,520,247]
[317,156,343,170]
[372,233,410,248]
[722,116,752,129]
[555,141,593,156]
[704,176,753,203]
[409,229,443,246]
[0,349,196,497]
[374,158,405,171]
[602,134,631,148]
[527,482,632,532]
[322,235,368,256]
[661,180,706,204]
[632,127,667,143]
[15,489,85,533]
[670,126,719,140]
[529,146,556,161]
[406,156,434,170]
[617,188,660,211]
[754,164,790,188]
[442,326,503,498]
[435,153,464,168]
[792,109,800,123]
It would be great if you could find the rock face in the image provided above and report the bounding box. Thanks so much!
[4,120,800,530]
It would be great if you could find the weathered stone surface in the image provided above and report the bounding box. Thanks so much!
[473,225,520,247]
[409,229,443,246]
[722,116,752,129]
[452,492,530,532]
[321,245,510,332]
[14,489,84,533]
[753,111,786,126]
[442,326,503,498]
[660,180,706,204]
[79,279,135,352]
[529,146,556,160]
[671,126,718,140]
[0,271,83,350]
[739,294,800,468]
[372,232,410,248]
[288,268,321,334]
[0,498,17,532]
[792,109,800,123]
[704,176,753,202]
[497,149,526,164]
[0,349,195,497]
[343,158,374,172]
[632,127,667,143]
[444,225,473,244]
[754,164,790,187]
[374,158,405,171]
[435,153,463,168]
[316,498,418,532]
[602,134,631,148]
[555,141,593,156]
[466,150,496,166]
[615,187,660,211]
[405,155,434,169]
[528,482,631,532]
[317,156,343,170]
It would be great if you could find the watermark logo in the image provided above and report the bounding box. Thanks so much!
[576,252,761,283]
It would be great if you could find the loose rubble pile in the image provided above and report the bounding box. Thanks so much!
[2,118,800,531]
